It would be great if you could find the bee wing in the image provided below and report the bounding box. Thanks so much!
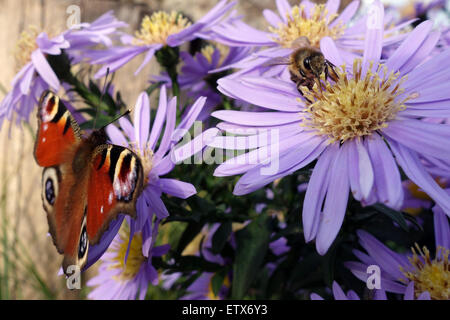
[262,56,291,67]
[291,36,311,49]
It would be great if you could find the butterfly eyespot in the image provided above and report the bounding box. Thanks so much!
[40,93,58,123]
[112,151,139,202]
[45,178,55,205]
[78,223,88,259]
[42,168,59,209]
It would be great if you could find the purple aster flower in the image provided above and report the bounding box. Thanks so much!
[90,1,236,78]
[181,223,225,265]
[209,11,450,255]
[310,281,361,300]
[177,213,288,299]
[0,11,127,128]
[168,221,236,300]
[266,235,290,276]
[180,272,230,300]
[439,26,450,48]
[63,10,128,64]
[152,43,253,121]
[0,29,69,127]
[310,281,431,300]
[84,86,218,270]
[384,0,446,23]
[414,0,446,17]
[345,200,449,300]
[402,177,449,215]
[106,86,210,225]
[211,0,411,76]
[87,218,170,300]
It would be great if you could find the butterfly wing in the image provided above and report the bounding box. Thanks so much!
[34,91,82,167]
[35,91,82,252]
[63,144,144,273]
[86,145,144,245]
[34,91,91,274]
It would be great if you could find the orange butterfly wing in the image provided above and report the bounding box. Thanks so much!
[34,91,81,167]
[86,145,143,245]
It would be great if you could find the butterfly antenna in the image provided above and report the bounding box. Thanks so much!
[100,109,131,131]
[93,67,111,130]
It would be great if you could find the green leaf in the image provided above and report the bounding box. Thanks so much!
[79,115,113,130]
[403,213,424,232]
[77,107,98,117]
[145,81,166,96]
[211,269,226,297]
[211,221,232,254]
[288,254,324,291]
[171,255,222,272]
[373,203,409,232]
[231,213,272,299]
[88,80,102,96]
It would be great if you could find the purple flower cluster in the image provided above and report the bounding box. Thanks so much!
[1,0,449,301]
[212,15,450,255]
[0,11,126,128]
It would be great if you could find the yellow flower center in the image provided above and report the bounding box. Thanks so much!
[269,4,346,48]
[14,26,39,70]
[400,244,450,300]
[133,11,191,45]
[301,59,415,143]
[201,42,230,67]
[111,223,146,281]
[181,231,204,256]
[407,178,447,201]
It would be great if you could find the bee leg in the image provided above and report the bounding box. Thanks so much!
[297,84,312,104]
[315,76,323,93]
[290,72,300,84]
[325,61,339,83]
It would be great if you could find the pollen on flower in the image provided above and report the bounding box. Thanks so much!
[111,224,146,281]
[269,4,346,48]
[300,59,413,143]
[201,42,230,66]
[133,11,191,46]
[406,178,447,202]
[400,244,450,300]
[14,26,39,70]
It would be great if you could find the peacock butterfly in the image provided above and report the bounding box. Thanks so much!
[33,90,144,275]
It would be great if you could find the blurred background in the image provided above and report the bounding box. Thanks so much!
[0,0,434,299]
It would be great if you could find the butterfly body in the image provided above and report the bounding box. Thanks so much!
[34,91,143,274]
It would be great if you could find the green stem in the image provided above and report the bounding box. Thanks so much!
[168,66,180,98]
[155,46,181,99]
[46,52,118,122]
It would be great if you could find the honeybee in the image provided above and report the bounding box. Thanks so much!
[265,37,339,100]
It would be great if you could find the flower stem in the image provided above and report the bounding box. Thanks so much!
[46,50,123,127]
[155,45,180,98]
